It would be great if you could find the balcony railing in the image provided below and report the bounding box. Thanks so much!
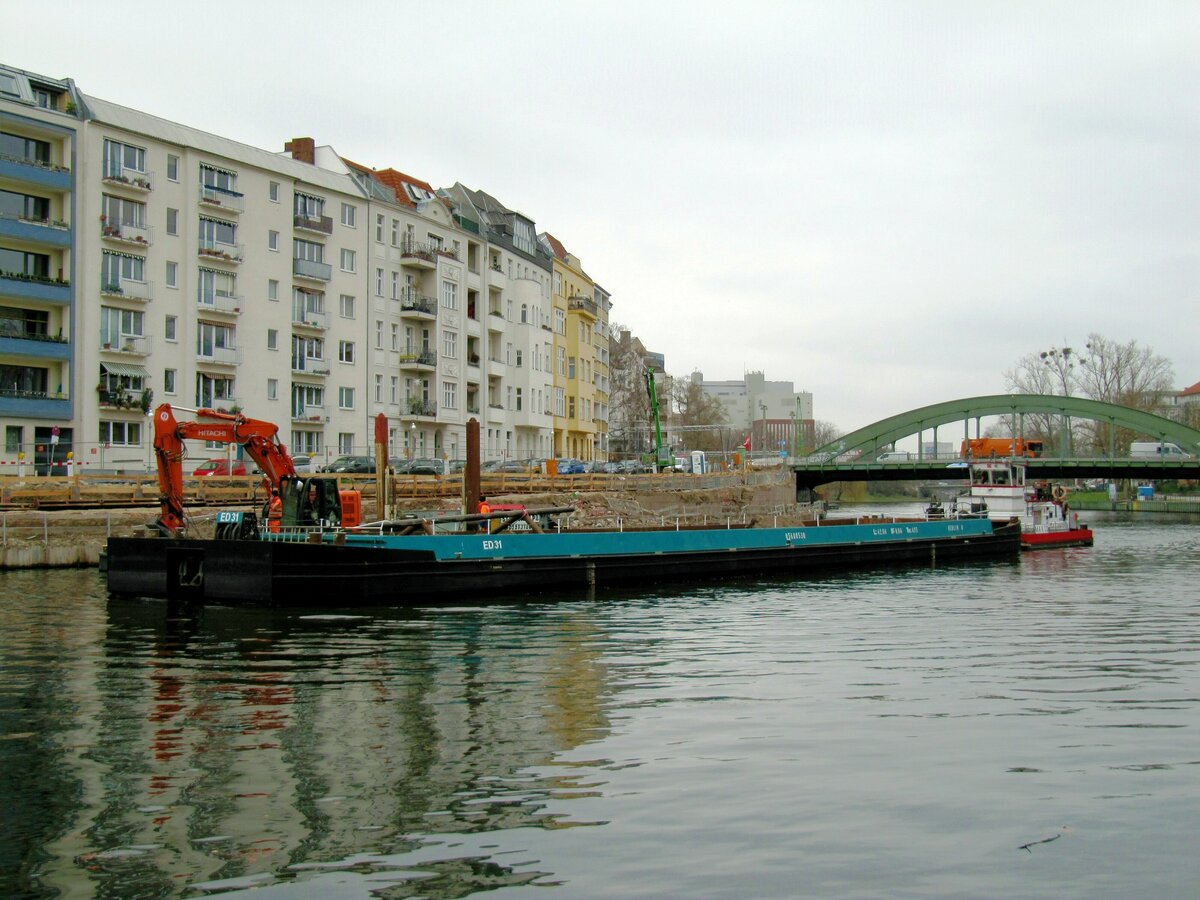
[102,168,153,191]
[0,271,71,303]
[0,153,72,190]
[291,404,327,423]
[196,345,241,365]
[101,334,152,355]
[100,219,152,246]
[399,240,436,266]
[291,357,330,375]
[98,389,148,410]
[198,292,242,315]
[198,239,244,263]
[398,291,437,317]
[199,184,246,213]
[101,279,153,303]
[293,213,333,235]
[569,295,599,318]
[293,257,332,282]
[405,399,437,417]
[292,308,327,329]
[398,349,437,368]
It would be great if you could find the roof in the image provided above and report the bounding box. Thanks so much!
[1179,380,1200,399]
[540,232,568,260]
[81,94,367,197]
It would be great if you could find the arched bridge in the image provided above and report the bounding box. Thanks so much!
[794,394,1200,492]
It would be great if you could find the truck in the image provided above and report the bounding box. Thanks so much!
[151,403,359,536]
[1129,441,1191,459]
[960,438,1044,459]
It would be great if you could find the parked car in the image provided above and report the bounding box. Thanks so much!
[448,459,468,474]
[388,457,411,473]
[193,458,248,476]
[291,455,316,474]
[408,458,446,475]
[555,458,585,475]
[322,455,375,473]
[616,459,652,474]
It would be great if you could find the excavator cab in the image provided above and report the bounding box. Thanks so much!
[280,477,342,528]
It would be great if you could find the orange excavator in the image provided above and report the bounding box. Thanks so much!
[151,403,357,536]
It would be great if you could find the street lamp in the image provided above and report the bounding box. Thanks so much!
[409,421,415,460]
[759,402,768,455]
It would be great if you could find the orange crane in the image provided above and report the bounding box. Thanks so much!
[150,403,358,536]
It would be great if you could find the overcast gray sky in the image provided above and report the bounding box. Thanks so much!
[11,1,1198,432]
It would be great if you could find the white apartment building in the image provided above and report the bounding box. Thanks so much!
[2,64,596,471]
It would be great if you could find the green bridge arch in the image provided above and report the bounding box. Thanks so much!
[813,394,1200,458]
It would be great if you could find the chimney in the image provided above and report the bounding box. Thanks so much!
[283,137,315,164]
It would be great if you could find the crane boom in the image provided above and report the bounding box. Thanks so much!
[152,403,298,534]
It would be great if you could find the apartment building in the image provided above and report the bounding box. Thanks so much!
[1,64,613,471]
[0,67,78,471]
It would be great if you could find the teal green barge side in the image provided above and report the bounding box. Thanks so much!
[105,516,1021,608]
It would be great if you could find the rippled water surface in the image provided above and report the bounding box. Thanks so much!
[2,512,1198,898]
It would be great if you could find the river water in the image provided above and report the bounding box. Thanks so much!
[2,510,1198,899]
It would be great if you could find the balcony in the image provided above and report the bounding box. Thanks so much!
[0,212,71,247]
[487,266,506,289]
[196,345,241,366]
[291,404,327,423]
[569,295,599,319]
[102,279,153,303]
[292,308,327,330]
[198,292,242,315]
[399,240,437,269]
[0,153,72,191]
[0,388,71,420]
[293,257,332,282]
[101,334,152,356]
[0,332,70,360]
[397,349,436,370]
[0,272,70,304]
[199,184,245,213]
[198,239,243,264]
[398,290,437,318]
[405,399,437,419]
[98,389,148,411]
[101,168,153,192]
[100,219,152,248]
[293,213,333,235]
[291,357,330,376]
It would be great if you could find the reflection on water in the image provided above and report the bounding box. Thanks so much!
[2,514,1199,898]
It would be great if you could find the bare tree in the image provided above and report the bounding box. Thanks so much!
[671,374,727,451]
[811,420,843,451]
[608,324,654,456]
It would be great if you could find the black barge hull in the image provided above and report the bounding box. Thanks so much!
[105,523,1022,607]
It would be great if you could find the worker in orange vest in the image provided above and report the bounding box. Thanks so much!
[478,496,491,533]
[267,488,283,533]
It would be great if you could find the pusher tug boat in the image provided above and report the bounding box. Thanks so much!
[953,459,1093,550]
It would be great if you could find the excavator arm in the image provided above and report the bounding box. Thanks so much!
[152,403,297,535]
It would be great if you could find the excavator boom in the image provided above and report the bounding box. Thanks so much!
[152,403,297,534]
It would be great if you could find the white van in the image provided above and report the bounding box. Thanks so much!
[876,451,912,463]
[1130,442,1190,459]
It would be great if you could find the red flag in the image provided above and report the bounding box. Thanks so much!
[742,436,751,451]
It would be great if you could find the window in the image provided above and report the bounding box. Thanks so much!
[268,230,279,251]
[198,267,236,306]
[269,181,279,202]
[268,279,278,301]
[442,329,457,358]
[99,420,142,446]
[390,219,398,247]
[568,357,576,379]
[199,216,237,252]
[375,267,383,297]
[555,308,565,334]
[555,387,565,416]
[293,239,323,263]
[195,373,235,407]
[515,349,522,368]
[391,271,399,300]
[196,322,235,359]
[375,214,384,243]
[338,387,354,409]
[167,155,178,181]
[267,378,277,400]
[5,425,22,454]
[341,203,356,227]
[375,320,383,349]
[164,315,177,341]
[390,323,398,351]
[390,376,398,404]
[557,346,566,375]
[441,280,457,310]
[102,139,146,179]
[339,294,355,318]
[569,396,576,419]
[515,387,522,411]
[340,248,355,272]
[164,369,176,394]
[166,208,177,235]
[267,328,278,350]
[374,373,383,403]
[101,251,145,288]
[339,433,354,454]
[443,381,457,410]
[338,340,354,363]
[99,307,144,346]
[166,261,177,288]
[291,431,323,455]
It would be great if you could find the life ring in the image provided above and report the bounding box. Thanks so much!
[1051,485,1068,502]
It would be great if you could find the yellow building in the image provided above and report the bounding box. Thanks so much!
[539,233,600,460]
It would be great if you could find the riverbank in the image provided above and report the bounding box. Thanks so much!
[0,480,805,570]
